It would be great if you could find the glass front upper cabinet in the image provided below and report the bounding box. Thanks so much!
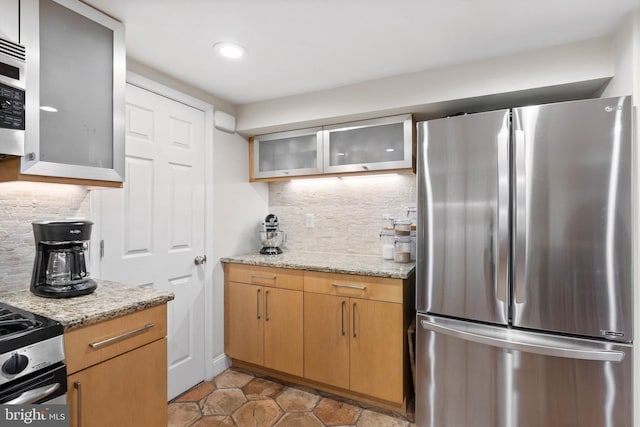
[19,0,125,183]
[323,114,413,174]
[252,128,323,179]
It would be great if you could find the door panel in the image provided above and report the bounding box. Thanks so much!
[512,96,632,341]
[225,282,264,366]
[417,110,510,325]
[416,315,632,427]
[264,288,303,376]
[67,339,167,427]
[350,299,403,403]
[303,293,349,389]
[99,84,206,399]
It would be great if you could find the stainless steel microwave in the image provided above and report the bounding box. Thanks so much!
[0,37,25,157]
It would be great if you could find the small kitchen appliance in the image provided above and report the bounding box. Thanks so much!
[30,220,97,298]
[259,214,285,255]
[0,37,26,157]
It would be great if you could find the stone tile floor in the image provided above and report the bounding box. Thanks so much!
[168,368,415,427]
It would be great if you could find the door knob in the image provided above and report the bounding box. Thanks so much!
[194,255,207,266]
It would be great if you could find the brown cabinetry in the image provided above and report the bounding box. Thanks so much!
[304,271,407,405]
[224,264,304,376]
[224,262,414,414]
[249,114,415,182]
[65,304,168,427]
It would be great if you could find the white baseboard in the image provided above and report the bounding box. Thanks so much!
[210,354,231,379]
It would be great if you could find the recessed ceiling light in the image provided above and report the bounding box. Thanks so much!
[40,106,58,112]
[386,148,395,152]
[213,42,246,59]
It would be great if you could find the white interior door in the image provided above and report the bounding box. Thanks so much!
[98,83,206,400]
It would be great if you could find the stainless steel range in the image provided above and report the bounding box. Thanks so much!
[0,302,66,404]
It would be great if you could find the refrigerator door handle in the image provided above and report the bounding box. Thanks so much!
[420,319,625,363]
[496,115,510,306]
[513,127,527,304]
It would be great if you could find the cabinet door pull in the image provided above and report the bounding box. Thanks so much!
[251,274,276,280]
[257,289,261,319]
[352,302,357,338]
[89,323,155,349]
[74,381,83,427]
[341,301,346,336]
[332,283,366,290]
[265,290,270,321]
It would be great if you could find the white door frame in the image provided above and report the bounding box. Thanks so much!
[95,71,216,381]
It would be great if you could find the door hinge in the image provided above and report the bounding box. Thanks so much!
[100,240,104,259]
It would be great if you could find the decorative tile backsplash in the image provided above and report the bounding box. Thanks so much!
[0,174,414,290]
[0,182,90,292]
[269,173,416,257]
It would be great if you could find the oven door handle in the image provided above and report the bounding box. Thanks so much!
[5,383,61,405]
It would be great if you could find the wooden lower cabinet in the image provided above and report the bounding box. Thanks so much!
[264,287,304,375]
[64,304,168,427]
[304,293,350,390]
[304,293,404,404]
[225,281,264,366]
[224,263,414,413]
[349,298,403,402]
[67,338,167,427]
[225,279,303,376]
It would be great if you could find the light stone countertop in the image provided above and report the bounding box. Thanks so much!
[220,251,415,279]
[0,280,174,331]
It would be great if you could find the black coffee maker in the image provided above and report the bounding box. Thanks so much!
[30,220,97,298]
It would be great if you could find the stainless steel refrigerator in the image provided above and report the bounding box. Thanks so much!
[415,96,633,427]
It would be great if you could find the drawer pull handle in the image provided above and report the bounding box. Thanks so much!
[352,302,358,338]
[89,323,155,349]
[332,283,366,290]
[341,301,346,336]
[251,274,276,280]
[257,289,261,319]
[74,381,83,427]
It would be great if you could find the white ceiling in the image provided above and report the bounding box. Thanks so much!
[84,0,640,106]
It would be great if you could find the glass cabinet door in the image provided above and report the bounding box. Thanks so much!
[323,114,413,174]
[253,128,323,179]
[20,0,125,182]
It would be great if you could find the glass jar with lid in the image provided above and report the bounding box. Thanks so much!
[394,218,411,236]
[394,236,412,263]
[380,230,395,259]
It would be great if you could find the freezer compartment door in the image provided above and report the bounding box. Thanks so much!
[416,109,510,325]
[416,314,632,427]
[512,96,632,341]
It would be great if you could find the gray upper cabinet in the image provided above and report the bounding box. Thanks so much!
[251,128,323,179]
[250,114,414,181]
[323,114,413,174]
[19,0,125,184]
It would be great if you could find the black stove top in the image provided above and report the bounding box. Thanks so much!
[0,302,63,354]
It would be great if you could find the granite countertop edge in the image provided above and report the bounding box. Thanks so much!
[220,252,415,279]
[0,280,174,331]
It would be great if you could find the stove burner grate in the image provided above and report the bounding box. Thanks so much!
[0,308,43,337]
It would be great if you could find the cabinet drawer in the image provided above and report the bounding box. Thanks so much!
[225,263,303,291]
[65,304,167,375]
[304,271,403,303]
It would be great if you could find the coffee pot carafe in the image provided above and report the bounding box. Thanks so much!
[30,220,97,298]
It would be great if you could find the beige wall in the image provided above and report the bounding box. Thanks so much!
[236,37,614,135]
